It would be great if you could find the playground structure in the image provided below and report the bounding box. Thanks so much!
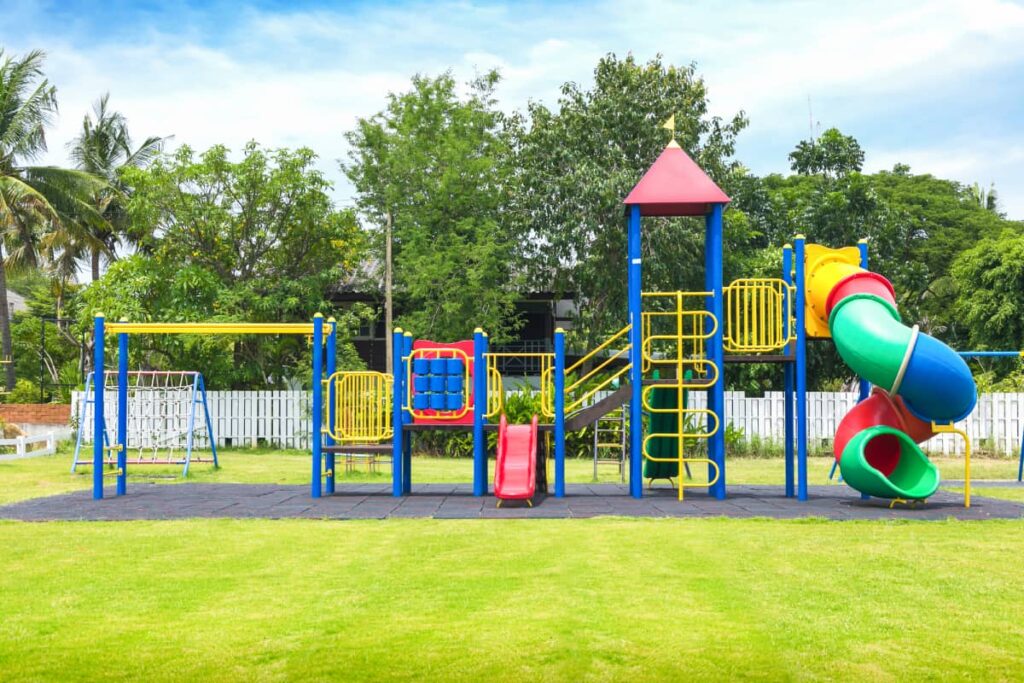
[85,317,338,500]
[84,139,986,507]
[72,371,217,476]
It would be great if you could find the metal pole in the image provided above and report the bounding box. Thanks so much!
[310,314,324,498]
[117,331,128,496]
[794,236,809,501]
[705,204,726,499]
[782,244,795,497]
[627,204,644,498]
[472,328,486,496]
[92,314,105,500]
[856,239,871,402]
[391,327,404,497]
[325,318,337,495]
[402,331,413,494]
[554,328,566,498]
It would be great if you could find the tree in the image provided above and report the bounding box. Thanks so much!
[0,49,107,391]
[788,127,864,178]
[951,229,1024,351]
[69,93,167,280]
[80,142,368,388]
[344,70,521,356]
[509,54,748,345]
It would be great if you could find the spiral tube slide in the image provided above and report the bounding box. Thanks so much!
[806,248,977,499]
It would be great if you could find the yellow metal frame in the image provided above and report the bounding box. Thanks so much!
[932,421,971,508]
[640,383,721,500]
[557,325,632,415]
[483,352,554,419]
[405,347,472,421]
[104,322,317,335]
[323,371,393,443]
[641,291,718,387]
[723,278,794,353]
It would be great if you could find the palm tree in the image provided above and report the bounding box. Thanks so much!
[0,49,108,391]
[69,93,167,280]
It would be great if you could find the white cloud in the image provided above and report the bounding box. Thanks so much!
[3,0,1022,218]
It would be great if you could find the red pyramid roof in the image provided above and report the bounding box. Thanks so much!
[623,140,730,216]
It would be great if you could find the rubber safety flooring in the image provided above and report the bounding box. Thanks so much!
[2,482,1023,521]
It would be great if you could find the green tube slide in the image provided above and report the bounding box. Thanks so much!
[839,426,940,499]
[828,294,910,391]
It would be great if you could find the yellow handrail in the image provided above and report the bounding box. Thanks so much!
[561,325,632,415]
[484,352,554,419]
[722,278,794,353]
[323,371,393,443]
[932,421,971,508]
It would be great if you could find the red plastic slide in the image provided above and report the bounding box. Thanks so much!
[494,414,538,506]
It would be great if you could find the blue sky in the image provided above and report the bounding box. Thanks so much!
[3,0,1024,218]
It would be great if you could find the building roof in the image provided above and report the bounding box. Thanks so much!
[5,290,26,316]
[623,140,730,216]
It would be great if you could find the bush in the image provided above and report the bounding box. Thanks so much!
[5,379,41,404]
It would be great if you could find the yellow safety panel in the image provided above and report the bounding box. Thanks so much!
[324,371,393,443]
[484,352,555,419]
[803,243,862,339]
[723,278,794,353]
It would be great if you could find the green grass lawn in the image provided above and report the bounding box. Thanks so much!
[2,448,1023,680]
[1,518,1023,681]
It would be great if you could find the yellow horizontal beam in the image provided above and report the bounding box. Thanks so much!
[104,322,317,335]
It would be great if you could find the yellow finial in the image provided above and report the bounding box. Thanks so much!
[857,238,868,244]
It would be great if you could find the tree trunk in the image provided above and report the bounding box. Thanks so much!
[384,210,394,372]
[0,244,15,392]
[91,248,101,281]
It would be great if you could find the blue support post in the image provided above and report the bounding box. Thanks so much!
[856,239,871,402]
[325,318,337,494]
[402,332,412,494]
[198,375,218,468]
[116,330,128,496]
[554,328,566,498]
[705,204,726,499]
[391,328,405,497]
[310,314,324,498]
[782,245,795,497]
[92,314,105,500]
[472,328,487,496]
[794,236,809,501]
[626,204,644,498]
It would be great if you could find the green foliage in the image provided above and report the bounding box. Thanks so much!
[344,71,521,342]
[77,143,370,388]
[509,53,749,346]
[788,127,864,178]
[952,229,1024,352]
[5,378,39,403]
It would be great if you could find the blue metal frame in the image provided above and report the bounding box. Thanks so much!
[782,245,795,497]
[310,314,324,498]
[554,328,566,497]
[794,236,809,501]
[402,332,413,494]
[956,350,1024,481]
[473,328,487,496]
[116,331,128,496]
[325,318,337,494]
[705,204,726,499]
[92,314,105,500]
[391,328,405,497]
[627,205,643,498]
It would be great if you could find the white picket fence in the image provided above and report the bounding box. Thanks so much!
[71,390,1024,456]
[0,433,58,461]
